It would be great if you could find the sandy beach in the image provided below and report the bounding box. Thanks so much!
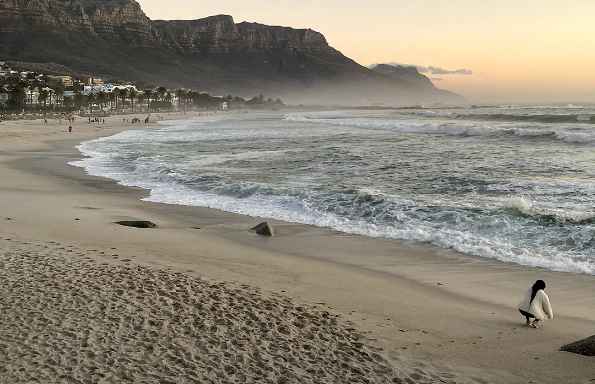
[1,113,594,383]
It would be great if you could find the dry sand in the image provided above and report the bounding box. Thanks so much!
[0,237,410,383]
[0,113,594,383]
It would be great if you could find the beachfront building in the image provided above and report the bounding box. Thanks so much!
[82,85,104,96]
[82,83,140,96]
[47,75,74,88]
[25,87,40,105]
[39,87,56,106]
[81,76,105,86]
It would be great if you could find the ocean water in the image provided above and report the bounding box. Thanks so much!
[71,106,595,274]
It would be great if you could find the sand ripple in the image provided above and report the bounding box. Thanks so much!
[0,237,446,383]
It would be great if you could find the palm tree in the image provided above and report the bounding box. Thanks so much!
[46,89,54,108]
[63,96,74,111]
[129,88,137,112]
[144,89,154,112]
[157,86,167,101]
[113,89,121,111]
[136,92,145,112]
[97,91,107,111]
[188,91,199,107]
[54,84,65,108]
[108,92,115,110]
[87,93,96,114]
[120,88,129,111]
[38,89,48,110]
[175,89,186,112]
[74,89,84,111]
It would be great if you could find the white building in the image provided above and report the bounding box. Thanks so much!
[25,87,40,105]
[82,83,140,96]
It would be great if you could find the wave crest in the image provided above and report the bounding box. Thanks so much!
[504,197,595,225]
[285,113,595,145]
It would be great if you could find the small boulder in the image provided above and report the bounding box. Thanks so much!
[251,222,274,237]
[115,220,157,229]
[561,335,595,356]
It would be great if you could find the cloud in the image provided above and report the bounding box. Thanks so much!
[376,63,473,76]
[424,66,473,75]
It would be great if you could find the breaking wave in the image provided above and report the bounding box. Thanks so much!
[503,197,595,225]
[285,112,595,144]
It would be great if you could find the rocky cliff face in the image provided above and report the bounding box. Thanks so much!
[0,0,462,105]
[152,15,239,53]
[0,1,335,52]
[0,0,152,40]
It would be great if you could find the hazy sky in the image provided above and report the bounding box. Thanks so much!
[139,1,595,103]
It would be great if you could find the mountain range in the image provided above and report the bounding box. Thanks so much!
[0,0,463,105]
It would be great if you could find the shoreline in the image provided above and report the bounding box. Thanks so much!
[73,113,593,278]
[1,113,594,383]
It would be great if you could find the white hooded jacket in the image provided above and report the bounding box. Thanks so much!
[519,288,554,321]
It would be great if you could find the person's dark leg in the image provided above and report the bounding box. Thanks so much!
[520,309,534,326]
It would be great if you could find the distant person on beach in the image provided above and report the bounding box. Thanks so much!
[68,125,72,133]
[518,280,553,328]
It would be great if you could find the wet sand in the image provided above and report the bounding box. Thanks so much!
[0,114,594,383]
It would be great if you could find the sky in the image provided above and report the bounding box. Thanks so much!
[138,0,595,103]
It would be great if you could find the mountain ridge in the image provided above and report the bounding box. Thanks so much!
[0,0,463,105]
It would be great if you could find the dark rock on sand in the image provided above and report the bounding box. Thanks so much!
[115,220,157,229]
[561,335,595,356]
[251,222,274,237]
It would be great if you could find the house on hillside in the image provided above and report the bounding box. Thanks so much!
[20,71,36,80]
